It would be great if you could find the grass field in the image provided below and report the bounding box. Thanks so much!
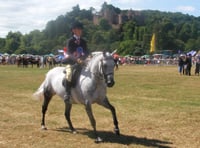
[0,65,199,148]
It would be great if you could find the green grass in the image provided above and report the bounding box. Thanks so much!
[0,65,199,148]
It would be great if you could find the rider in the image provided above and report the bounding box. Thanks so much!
[64,21,90,103]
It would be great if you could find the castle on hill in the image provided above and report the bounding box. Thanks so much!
[93,6,144,27]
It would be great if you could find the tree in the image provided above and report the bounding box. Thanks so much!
[45,21,56,39]
[91,31,105,44]
[122,21,136,40]
[0,38,6,52]
[2,3,200,56]
[99,19,111,31]
[118,40,138,55]
[5,32,22,54]
[179,23,192,42]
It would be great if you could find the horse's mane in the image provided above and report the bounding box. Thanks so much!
[84,51,113,72]
[85,52,103,69]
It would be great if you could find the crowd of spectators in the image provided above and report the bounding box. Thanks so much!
[117,54,179,65]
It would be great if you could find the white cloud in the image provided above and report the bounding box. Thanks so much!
[176,6,196,12]
[0,0,105,38]
[0,0,199,38]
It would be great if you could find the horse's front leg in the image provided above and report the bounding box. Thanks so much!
[98,96,120,135]
[85,100,103,143]
[64,102,76,133]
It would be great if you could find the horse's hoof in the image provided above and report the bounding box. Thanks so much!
[41,125,47,130]
[114,128,120,135]
[95,137,103,143]
[72,130,77,134]
[69,128,77,134]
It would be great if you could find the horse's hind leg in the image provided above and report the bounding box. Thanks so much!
[41,87,53,130]
[98,97,120,135]
[64,102,76,133]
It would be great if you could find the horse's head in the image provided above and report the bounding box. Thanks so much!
[100,51,115,87]
[89,51,116,87]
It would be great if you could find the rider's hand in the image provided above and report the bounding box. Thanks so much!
[77,58,83,64]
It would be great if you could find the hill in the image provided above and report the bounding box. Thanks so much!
[0,2,200,56]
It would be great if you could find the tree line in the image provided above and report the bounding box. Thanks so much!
[0,3,200,56]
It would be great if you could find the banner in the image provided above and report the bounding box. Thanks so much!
[150,33,156,53]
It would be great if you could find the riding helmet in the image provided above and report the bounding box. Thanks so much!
[71,21,83,30]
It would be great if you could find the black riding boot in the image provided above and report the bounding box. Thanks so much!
[63,79,72,103]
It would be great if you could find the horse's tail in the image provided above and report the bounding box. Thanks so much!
[32,81,45,100]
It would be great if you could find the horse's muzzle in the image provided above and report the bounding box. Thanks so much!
[106,74,115,87]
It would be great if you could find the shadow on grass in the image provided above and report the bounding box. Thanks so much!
[54,127,173,148]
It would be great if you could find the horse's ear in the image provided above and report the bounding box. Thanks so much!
[111,49,117,56]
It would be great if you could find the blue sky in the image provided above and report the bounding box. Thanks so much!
[0,0,199,38]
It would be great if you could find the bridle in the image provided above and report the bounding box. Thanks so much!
[88,53,115,87]
[101,59,114,78]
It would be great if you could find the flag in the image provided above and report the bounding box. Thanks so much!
[63,47,67,53]
[187,50,196,56]
[150,33,156,53]
[63,47,68,58]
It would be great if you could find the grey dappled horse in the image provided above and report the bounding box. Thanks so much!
[33,51,120,142]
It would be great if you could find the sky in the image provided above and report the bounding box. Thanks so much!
[0,0,200,38]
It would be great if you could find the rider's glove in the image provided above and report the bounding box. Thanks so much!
[77,58,83,64]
